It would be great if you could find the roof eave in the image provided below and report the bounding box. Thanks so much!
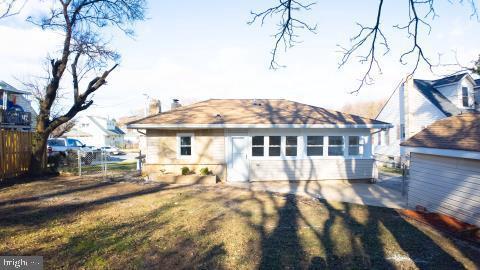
[127,123,393,130]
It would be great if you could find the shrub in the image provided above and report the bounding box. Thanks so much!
[181,167,190,175]
[199,167,210,176]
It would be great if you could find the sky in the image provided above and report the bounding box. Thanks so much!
[1,0,479,119]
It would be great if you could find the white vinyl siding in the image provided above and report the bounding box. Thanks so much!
[408,153,480,227]
[250,159,374,181]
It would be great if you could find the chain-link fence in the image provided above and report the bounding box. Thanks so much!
[51,149,141,179]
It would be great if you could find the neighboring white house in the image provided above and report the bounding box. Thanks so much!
[401,112,480,227]
[64,115,125,148]
[127,99,392,182]
[375,73,478,164]
[0,80,37,131]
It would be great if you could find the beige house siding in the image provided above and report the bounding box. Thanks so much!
[249,159,374,181]
[144,129,226,180]
[408,153,480,227]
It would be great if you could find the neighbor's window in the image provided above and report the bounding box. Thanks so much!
[307,136,323,156]
[328,136,344,156]
[269,136,281,156]
[348,136,363,156]
[252,136,264,156]
[179,136,192,156]
[462,87,469,107]
[285,136,297,157]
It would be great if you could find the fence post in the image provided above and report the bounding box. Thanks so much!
[103,150,107,179]
[78,150,82,176]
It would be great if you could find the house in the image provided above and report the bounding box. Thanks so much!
[63,115,125,148]
[375,73,478,165]
[0,80,37,131]
[127,99,392,182]
[401,112,480,227]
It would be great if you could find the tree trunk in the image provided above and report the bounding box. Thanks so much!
[30,132,48,175]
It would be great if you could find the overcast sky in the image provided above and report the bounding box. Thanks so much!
[1,0,479,119]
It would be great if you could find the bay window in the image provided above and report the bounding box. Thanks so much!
[307,136,323,156]
[328,136,344,156]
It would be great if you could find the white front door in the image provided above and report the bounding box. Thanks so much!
[229,136,249,182]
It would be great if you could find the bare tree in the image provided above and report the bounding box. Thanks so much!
[248,0,317,69]
[0,0,25,19]
[251,0,479,92]
[24,0,146,174]
[50,119,77,138]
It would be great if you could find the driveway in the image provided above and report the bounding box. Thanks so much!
[228,172,407,209]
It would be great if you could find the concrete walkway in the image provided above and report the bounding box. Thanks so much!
[228,173,407,209]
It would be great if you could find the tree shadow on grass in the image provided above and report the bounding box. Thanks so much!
[0,183,194,227]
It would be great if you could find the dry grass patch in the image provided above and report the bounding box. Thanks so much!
[0,176,478,269]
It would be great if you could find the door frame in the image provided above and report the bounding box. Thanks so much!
[225,133,250,182]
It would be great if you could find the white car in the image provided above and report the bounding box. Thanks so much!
[99,146,123,155]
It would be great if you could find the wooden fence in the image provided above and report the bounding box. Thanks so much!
[0,130,32,180]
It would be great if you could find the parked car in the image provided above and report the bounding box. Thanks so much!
[99,146,125,155]
[47,138,97,165]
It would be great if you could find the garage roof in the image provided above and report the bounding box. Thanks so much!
[128,99,391,129]
[401,112,480,152]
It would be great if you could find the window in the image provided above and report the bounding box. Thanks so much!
[307,136,323,156]
[269,136,281,156]
[67,139,84,147]
[285,136,297,156]
[462,87,469,107]
[48,139,65,147]
[252,136,264,156]
[328,136,344,156]
[179,135,192,156]
[348,136,363,156]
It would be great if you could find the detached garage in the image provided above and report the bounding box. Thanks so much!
[401,112,480,227]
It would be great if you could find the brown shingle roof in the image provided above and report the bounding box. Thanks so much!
[128,99,389,127]
[401,112,480,152]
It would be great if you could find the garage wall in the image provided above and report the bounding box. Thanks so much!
[250,159,374,181]
[408,153,480,227]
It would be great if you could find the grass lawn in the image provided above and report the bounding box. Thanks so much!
[0,176,478,269]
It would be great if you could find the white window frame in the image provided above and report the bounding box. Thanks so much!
[251,135,266,157]
[327,135,345,157]
[305,135,324,158]
[268,135,282,157]
[176,133,194,159]
[347,136,364,157]
[285,135,298,157]
[248,130,371,160]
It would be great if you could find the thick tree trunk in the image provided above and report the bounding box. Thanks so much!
[30,132,48,174]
